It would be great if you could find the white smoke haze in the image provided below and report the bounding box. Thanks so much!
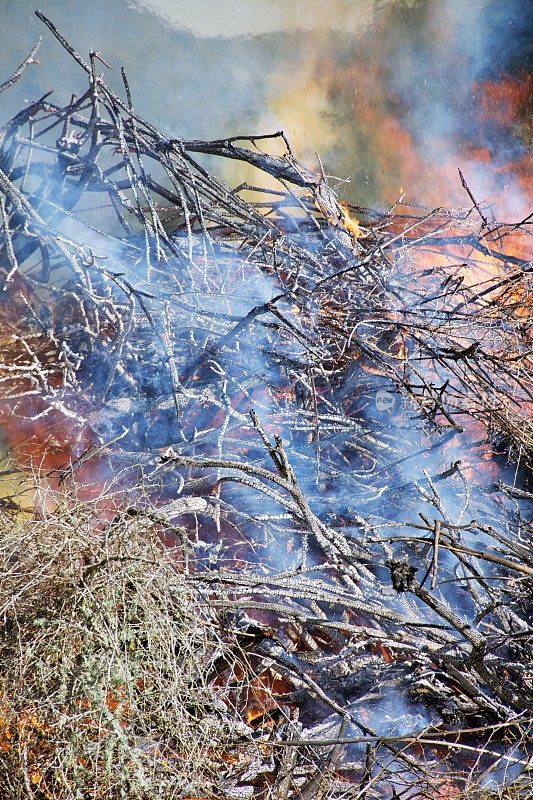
[131,0,382,38]
[0,5,531,796]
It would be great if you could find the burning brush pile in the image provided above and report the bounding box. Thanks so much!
[0,12,532,800]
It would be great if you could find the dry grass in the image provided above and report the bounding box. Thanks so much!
[0,488,250,799]
[460,783,533,800]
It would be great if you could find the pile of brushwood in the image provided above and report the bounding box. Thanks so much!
[0,12,532,800]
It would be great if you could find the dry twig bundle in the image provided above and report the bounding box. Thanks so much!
[0,488,261,798]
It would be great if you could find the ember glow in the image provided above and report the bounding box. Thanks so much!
[0,6,532,800]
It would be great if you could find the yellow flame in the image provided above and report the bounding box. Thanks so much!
[339,202,362,239]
